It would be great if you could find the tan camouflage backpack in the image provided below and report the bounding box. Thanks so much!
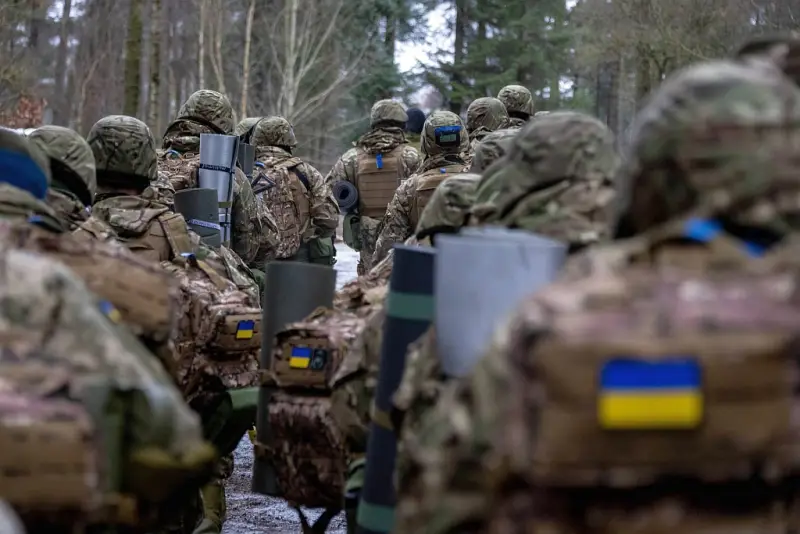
[258,304,375,509]
[252,160,307,259]
[486,252,800,532]
[409,165,467,230]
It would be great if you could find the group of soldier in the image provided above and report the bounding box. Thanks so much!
[2,30,800,534]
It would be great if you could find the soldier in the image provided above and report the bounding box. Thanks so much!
[468,127,517,174]
[734,33,800,85]
[327,99,422,274]
[405,107,426,153]
[393,59,800,534]
[159,89,275,267]
[371,110,468,265]
[470,111,618,250]
[497,84,535,127]
[249,116,339,264]
[28,125,96,230]
[461,97,509,167]
[234,116,262,137]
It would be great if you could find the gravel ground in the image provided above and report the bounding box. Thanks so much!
[222,241,358,533]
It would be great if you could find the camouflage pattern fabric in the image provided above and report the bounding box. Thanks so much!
[469,128,517,174]
[392,59,800,534]
[734,34,800,86]
[87,115,159,184]
[160,90,271,266]
[415,173,481,240]
[533,110,550,117]
[251,115,297,148]
[471,111,618,247]
[29,125,96,230]
[370,99,408,127]
[234,116,262,137]
[462,97,509,167]
[371,111,468,265]
[326,104,421,271]
[497,84,534,126]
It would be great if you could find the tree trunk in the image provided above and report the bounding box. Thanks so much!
[138,0,152,119]
[198,0,206,88]
[53,0,73,125]
[240,0,256,117]
[157,0,170,132]
[450,0,468,114]
[123,0,143,117]
[149,0,161,127]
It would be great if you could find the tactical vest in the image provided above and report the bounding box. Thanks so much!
[254,158,310,259]
[106,212,195,263]
[409,163,467,230]
[355,145,405,218]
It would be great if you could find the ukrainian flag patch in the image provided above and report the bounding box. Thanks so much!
[236,320,255,340]
[289,346,312,369]
[598,358,702,430]
[99,300,121,323]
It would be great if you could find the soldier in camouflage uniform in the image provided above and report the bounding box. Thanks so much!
[468,127,517,174]
[158,90,276,267]
[249,116,340,264]
[27,125,96,231]
[461,97,510,167]
[393,59,800,534]
[371,110,468,265]
[326,99,422,274]
[497,84,535,128]
[234,116,262,137]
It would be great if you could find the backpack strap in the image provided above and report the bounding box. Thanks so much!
[275,157,310,191]
[157,212,195,257]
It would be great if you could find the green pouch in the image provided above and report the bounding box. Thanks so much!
[343,214,363,251]
[205,387,259,458]
[308,237,336,266]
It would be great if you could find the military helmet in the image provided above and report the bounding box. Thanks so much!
[235,117,262,137]
[616,59,800,238]
[176,89,235,134]
[497,85,534,118]
[470,128,517,173]
[0,128,51,199]
[416,173,481,241]
[29,125,96,206]
[466,97,509,134]
[251,116,297,149]
[87,115,158,189]
[370,99,408,128]
[421,110,466,157]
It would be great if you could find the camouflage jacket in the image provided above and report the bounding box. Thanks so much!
[156,146,277,267]
[254,145,339,241]
[46,188,90,231]
[391,220,800,534]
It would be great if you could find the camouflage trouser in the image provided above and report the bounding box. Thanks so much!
[200,453,234,533]
[357,217,381,274]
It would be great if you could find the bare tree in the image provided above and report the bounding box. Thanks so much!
[240,0,255,117]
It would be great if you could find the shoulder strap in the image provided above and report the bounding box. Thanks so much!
[275,157,310,191]
[158,212,194,257]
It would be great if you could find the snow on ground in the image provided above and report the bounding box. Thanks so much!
[222,242,358,533]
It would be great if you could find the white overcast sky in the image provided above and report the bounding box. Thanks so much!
[397,0,578,73]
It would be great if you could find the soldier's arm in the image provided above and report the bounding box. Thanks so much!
[401,146,422,177]
[325,148,358,188]
[305,163,340,239]
[371,180,414,265]
[232,170,262,265]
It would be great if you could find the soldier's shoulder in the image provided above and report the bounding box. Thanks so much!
[559,239,645,281]
[341,147,360,163]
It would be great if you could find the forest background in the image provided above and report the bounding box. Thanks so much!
[0,0,797,172]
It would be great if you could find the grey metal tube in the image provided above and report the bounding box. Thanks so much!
[252,261,337,496]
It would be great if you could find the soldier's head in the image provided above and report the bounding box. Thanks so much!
[470,128,517,173]
[251,116,297,153]
[472,111,618,247]
[370,99,408,129]
[466,97,509,136]
[734,34,800,87]
[497,85,534,122]
[416,173,481,243]
[87,115,158,196]
[0,127,50,200]
[405,107,426,135]
[235,116,262,139]
[29,125,96,207]
[163,90,235,149]
[615,59,800,240]
[421,110,466,157]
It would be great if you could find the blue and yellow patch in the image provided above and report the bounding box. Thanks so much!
[236,320,255,340]
[289,346,312,369]
[598,358,702,430]
[99,300,121,323]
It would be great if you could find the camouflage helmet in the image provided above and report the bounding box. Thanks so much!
[235,116,262,137]
[533,111,550,118]
[472,111,618,245]
[470,128,517,173]
[497,85,534,117]
[421,110,467,157]
[176,89,235,134]
[416,173,481,241]
[466,97,509,135]
[87,115,158,189]
[616,59,800,238]
[370,99,408,127]
[251,116,297,149]
[29,125,96,206]
[0,127,51,199]
[734,34,800,87]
